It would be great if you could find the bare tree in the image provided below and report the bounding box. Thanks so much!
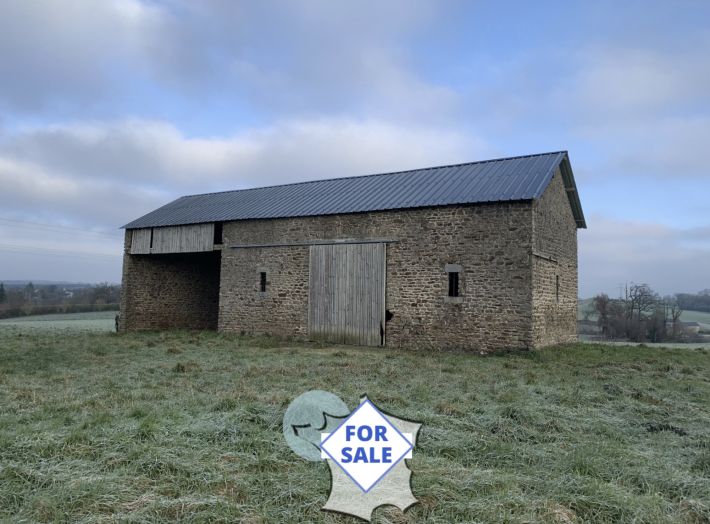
[647,305,667,342]
[593,293,611,337]
[665,297,683,339]
[589,285,688,343]
[619,283,658,341]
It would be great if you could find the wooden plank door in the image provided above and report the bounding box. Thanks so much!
[308,243,386,346]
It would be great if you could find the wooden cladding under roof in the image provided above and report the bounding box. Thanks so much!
[130,224,215,254]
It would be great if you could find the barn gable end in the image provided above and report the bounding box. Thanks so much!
[531,166,579,347]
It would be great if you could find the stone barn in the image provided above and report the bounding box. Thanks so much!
[120,151,586,352]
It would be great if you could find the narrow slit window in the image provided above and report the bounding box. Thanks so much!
[556,275,560,303]
[448,271,460,297]
[213,222,223,245]
[149,228,154,249]
[260,272,267,293]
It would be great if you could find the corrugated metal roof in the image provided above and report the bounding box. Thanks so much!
[123,151,586,229]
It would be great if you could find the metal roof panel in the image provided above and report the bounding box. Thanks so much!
[123,151,586,229]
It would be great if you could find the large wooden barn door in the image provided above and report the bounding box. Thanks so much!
[308,243,386,346]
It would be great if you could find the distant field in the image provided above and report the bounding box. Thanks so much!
[578,299,710,332]
[580,337,710,350]
[577,297,599,322]
[0,331,708,522]
[680,310,710,332]
[0,310,116,332]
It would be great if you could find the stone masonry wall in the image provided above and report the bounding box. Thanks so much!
[218,245,310,338]
[219,203,534,352]
[531,169,578,347]
[120,231,221,331]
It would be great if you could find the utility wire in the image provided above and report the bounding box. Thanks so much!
[0,217,122,239]
[0,243,121,260]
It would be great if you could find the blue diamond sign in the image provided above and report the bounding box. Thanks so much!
[320,399,413,493]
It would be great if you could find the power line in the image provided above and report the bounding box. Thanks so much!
[0,217,123,239]
[0,243,121,260]
[0,304,119,310]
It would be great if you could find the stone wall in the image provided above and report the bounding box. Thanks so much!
[120,232,221,331]
[219,203,534,352]
[531,169,579,346]
[218,245,310,337]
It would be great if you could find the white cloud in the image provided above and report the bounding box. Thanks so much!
[0,117,490,227]
[579,215,710,296]
[574,51,702,113]
[554,44,710,121]
[0,0,164,111]
[0,0,457,121]
[579,116,710,178]
[535,42,710,181]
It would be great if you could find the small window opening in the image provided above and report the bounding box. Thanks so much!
[448,271,460,297]
[556,275,560,303]
[149,228,154,249]
[260,272,267,293]
[213,222,223,245]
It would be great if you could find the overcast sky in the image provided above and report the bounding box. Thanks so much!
[0,0,708,297]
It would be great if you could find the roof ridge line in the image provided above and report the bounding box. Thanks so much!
[178,150,569,199]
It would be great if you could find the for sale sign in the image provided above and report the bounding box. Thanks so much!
[320,398,413,492]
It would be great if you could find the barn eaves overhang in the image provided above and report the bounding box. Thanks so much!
[557,155,586,228]
[122,151,586,230]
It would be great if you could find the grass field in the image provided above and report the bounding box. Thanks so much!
[680,310,710,333]
[0,330,709,523]
[0,310,116,332]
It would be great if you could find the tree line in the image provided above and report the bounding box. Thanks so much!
[592,284,701,343]
[676,289,710,313]
[0,282,120,319]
